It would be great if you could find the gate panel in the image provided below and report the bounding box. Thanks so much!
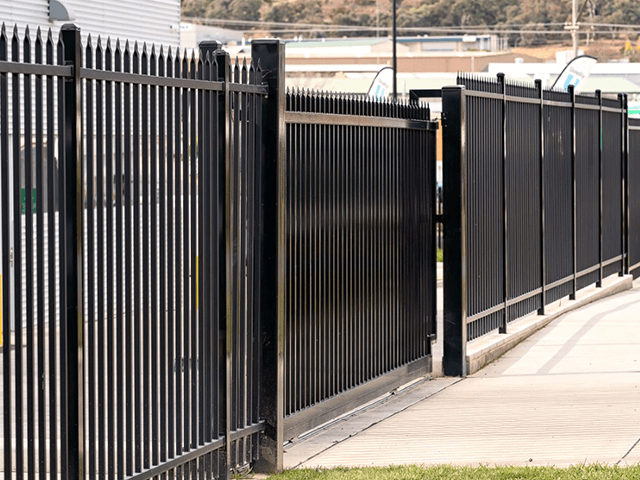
[281,93,437,440]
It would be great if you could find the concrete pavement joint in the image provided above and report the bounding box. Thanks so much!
[289,377,464,469]
[617,437,640,465]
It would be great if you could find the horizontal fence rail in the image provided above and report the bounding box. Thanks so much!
[442,73,636,375]
[280,90,438,440]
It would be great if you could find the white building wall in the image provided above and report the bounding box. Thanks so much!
[0,0,181,50]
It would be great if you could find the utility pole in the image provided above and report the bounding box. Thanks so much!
[392,0,397,100]
[566,0,579,59]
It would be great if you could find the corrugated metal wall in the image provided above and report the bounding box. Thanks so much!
[0,0,180,48]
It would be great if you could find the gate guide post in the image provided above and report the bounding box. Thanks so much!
[442,85,468,377]
[251,39,286,472]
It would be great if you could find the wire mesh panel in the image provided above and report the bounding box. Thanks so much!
[0,24,68,480]
[282,91,437,439]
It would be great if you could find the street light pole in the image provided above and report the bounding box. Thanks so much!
[572,0,578,58]
[392,0,397,100]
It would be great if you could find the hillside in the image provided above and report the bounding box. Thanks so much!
[181,0,640,58]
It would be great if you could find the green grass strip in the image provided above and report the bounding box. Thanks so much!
[265,464,640,480]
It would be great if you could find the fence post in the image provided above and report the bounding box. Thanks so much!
[217,47,233,477]
[537,79,546,314]
[623,94,630,275]
[620,93,628,276]
[569,84,577,300]
[597,89,603,287]
[60,23,84,480]
[442,85,467,377]
[498,73,508,333]
[250,39,285,472]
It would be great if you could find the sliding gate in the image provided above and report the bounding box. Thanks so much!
[280,89,439,440]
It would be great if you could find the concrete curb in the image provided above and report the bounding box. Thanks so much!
[465,274,634,375]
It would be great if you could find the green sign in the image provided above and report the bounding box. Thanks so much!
[20,188,37,214]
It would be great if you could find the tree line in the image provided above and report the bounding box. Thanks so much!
[181,0,640,46]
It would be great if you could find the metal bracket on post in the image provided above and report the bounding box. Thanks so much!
[498,73,508,333]
[537,79,546,315]
[442,85,467,377]
[60,23,84,480]
[250,39,285,473]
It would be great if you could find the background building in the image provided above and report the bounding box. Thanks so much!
[1,0,181,47]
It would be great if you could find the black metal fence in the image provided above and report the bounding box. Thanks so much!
[0,23,268,480]
[441,74,636,375]
[1,27,439,478]
[281,89,438,440]
[9,20,638,480]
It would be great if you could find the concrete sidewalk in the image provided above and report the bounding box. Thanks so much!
[285,279,640,469]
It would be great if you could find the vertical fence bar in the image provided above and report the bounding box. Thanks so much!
[620,94,627,276]
[84,34,95,480]
[140,43,151,472]
[132,41,142,474]
[11,26,25,479]
[0,22,11,480]
[94,36,105,480]
[187,52,197,458]
[57,32,68,478]
[197,42,221,467]
[252,59,264,464]
[442,85,467,377]
[123,41,134,477]
[114,40,125,478]
[213,48,231,477]
[251,39,285,472]
[537,79,546,314]
[498,73,508,333]
[23,29,36,480]
[145,45,159,465]
[597,90,603,287]
[104,38,115,480]
[60,23,84,480]
[163,46,174,466]
[570,85,577,300]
